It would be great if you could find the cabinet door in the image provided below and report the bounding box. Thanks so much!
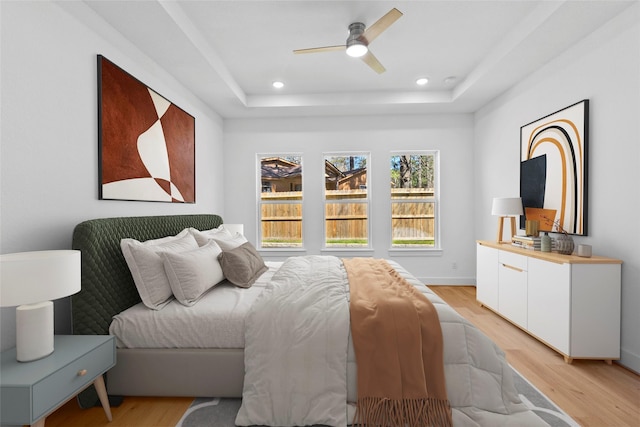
[570,264,621,358]
[527,258,570,354]
[476,244,499,310]
[498,252,527,328]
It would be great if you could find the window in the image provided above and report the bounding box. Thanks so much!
[323,153,370,248]
[390,152,438,248]
[258,155,303,248]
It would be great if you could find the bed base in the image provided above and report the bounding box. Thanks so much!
[107,348,245,397]
[109,348,358,401]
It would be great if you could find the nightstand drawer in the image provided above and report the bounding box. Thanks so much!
[32,339,115,420]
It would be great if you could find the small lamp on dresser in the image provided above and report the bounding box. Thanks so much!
[491,197,523,243]
[0,250,81,362]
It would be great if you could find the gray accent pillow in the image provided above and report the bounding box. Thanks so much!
[218,242,268,288]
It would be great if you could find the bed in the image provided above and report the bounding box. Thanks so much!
[72,214,547,426]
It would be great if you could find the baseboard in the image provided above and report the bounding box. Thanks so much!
[418,277,476,286]
[619,348,640,375]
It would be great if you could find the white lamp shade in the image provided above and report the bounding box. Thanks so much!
[491,197,523,216]
[1,250,81,307]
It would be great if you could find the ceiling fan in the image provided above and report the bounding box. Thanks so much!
[293,8,403,74]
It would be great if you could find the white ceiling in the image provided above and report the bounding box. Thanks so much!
[64,1,634,119]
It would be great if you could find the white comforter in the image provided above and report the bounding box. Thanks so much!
[235,255,350,426]
[237,256,548,427]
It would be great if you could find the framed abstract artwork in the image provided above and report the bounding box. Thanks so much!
[98,55,195,203]
[520,100,588,235]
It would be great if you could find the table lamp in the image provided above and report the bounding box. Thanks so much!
[492,197,523,243]
[0,250,81,362]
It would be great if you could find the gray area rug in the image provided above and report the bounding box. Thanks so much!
[175,367,580,427]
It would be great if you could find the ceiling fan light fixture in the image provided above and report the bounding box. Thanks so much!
[346,41,368,57]
[346,22,368,57]
[293,9,402,73]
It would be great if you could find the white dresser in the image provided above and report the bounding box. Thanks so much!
[476,241,622,364]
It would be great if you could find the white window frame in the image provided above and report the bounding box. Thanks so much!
[388,150,441,255]
[322,152,372,251]
[256,153,305,251]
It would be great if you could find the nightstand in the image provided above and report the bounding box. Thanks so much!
[0,335,116,427]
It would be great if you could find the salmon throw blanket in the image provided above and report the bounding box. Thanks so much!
[343,258,452,427]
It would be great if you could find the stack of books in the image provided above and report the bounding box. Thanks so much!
[511,235,541,250]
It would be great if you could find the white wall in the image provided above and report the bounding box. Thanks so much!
[224,114,476,284]
[3,1,636,374]
[0,2,225,350]
[474,5,640,372]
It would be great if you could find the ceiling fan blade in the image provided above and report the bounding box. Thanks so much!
[293,45,346,54]
[361,8,403,44]
[360,50,385,74]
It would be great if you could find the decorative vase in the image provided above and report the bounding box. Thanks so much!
[540,232,551,252]
[556,233,575,255]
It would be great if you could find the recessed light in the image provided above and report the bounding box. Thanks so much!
[444,76,458,85]
[416,77,429,86]
[272,81,284,89]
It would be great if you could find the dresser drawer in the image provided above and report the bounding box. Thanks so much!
[32,339,115,420]
[499,250,527,271]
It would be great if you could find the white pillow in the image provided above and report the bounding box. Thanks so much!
[161,240,225,306]
[121,229,199,310]
[189,226,233,246]
[213,232,248,251]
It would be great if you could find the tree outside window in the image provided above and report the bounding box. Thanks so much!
[390,153,437,248]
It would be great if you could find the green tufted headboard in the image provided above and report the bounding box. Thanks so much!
[71,214,223,336]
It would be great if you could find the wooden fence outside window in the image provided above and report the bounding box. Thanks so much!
[260,189,435,247]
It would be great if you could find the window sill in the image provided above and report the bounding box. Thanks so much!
[258,247,306,257]
[387,248,443,257]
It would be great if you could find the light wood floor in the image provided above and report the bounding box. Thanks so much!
[431,286,640,427]
[44,286,639,427]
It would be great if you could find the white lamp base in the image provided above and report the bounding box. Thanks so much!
[16,300,54,362]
